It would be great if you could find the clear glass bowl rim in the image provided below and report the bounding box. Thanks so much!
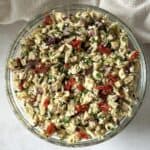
[5,3,147,147]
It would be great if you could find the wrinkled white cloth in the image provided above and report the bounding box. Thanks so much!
[100,0,150,43]
[0,0,150,43]
[0,0,99,23]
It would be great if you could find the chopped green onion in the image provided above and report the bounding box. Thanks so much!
[63,117,70,123]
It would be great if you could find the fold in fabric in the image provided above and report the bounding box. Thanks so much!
[0,0,99,24]
[0,0,150,43]
[100,0,150,43]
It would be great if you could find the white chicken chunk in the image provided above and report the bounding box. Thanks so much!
[124,75,134,84]
[64,44,73,63]
[107,95,118,109]
[84,76,95,90]
[118,68,126,79]
[66,122,76,134]
[82,92,94,104]
[68,64,80,75]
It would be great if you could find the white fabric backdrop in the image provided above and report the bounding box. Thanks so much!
[100,0,150,43]
[0,0,99,23]
[0,0,150,43]
[0,1,150,150]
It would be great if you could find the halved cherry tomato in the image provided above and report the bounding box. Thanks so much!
[107,74,118,85]
[64,77,76,91]
[45,123,56,136]
[43,15,53,25]
[75,104,88,113]
[77,130,89,139]
[18,79,25,91]
[70,39,81,51]
[77,84,85,91]
[43,97,50,108]
[95,85,112,95]
[97,102,110,112]
[129,50,139,61]
[64,63,70,69]
[98,44,111,55]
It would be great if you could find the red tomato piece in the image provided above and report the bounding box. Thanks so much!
[129,50,139,61]
[64,78,76,91]
[97,102,110,112]
[69,77,76,85]
[95,85,112,95]
[64,63,70,69]
[98,44,111,55]
[18,79,25,91]
[107,74,118,85]
[43,15,53,25]
[77,84,85,91]
[75,104,88,113]
[70,39,81,51]
[64,82,71,91]
[77,130,89,139]
[45,123,56,136]
[34,63,49,74]
[43,97,50,108]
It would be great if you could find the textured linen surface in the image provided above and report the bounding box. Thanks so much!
[0,0,149,43]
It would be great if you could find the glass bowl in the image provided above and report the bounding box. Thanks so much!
[5,4,147,147]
